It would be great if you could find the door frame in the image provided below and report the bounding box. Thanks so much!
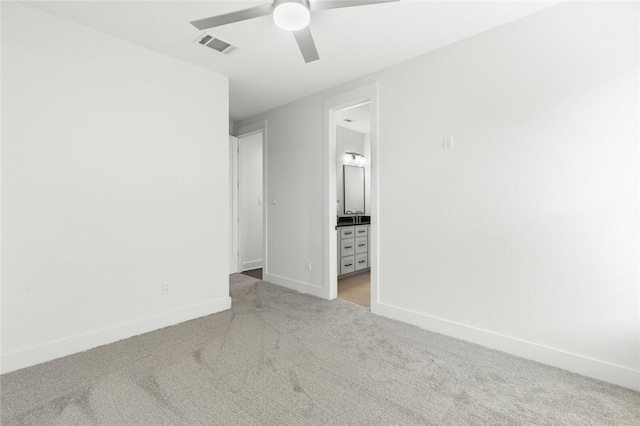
[234,120,268,275]
[229,135,240,274]
[323,83,380,312]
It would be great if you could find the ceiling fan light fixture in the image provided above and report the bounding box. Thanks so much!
[273,1,311,31]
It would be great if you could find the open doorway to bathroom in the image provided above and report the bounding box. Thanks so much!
[336,102,371,308]
[235,129,265,280]
[324,83,379,311]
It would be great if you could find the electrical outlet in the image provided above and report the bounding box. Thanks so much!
[444,135,454,150]
[305,260,312,271]
[162,282,170,295]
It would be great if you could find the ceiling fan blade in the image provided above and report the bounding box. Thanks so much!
[190,3,274,30]
[293,27,320,63]
[309,0,400,12]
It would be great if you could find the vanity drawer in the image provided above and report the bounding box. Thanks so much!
[355,226,368,237]
[341,239,355,257]
[355,237,367,254]
[340,227,356,239]
[341,256,355,275]
[355,253,368,271]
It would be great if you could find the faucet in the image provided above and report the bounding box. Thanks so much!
[344,211,356,224]
[355,211,364,224]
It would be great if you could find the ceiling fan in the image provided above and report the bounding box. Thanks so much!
[190,0,400,63]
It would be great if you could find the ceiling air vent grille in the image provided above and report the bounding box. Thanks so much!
[195,33,237,55]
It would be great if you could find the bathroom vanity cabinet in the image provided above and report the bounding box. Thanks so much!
[338,225,369,276]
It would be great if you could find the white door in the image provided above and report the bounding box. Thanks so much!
[239,131,264,271]
[229,136,239,274]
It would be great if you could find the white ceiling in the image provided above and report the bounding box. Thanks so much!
[337,103,370,134]
[26,0,557,121]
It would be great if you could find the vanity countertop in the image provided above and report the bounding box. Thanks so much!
[335,218,370,229]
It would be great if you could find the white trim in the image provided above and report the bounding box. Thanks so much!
[324,104,338,300]
[242,259,263,271]
[377,302,640,392]
[234,119,267,138]
[637,0,640,397]
[264,273,325,299]
[229,135,240,274]
[0,297,232,374]
[323,83,380,312]
[262,124,269,279]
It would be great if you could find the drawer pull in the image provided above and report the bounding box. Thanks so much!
[345,263,353,267]
[358,244,365,247]
[358,260,366,264]
[358,230,366,233]
[344,245,352,249]
[345,232,352,235]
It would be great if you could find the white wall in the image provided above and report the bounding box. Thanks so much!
[234,2,640,390]
[1,3,230,373]
[239,132,263,271]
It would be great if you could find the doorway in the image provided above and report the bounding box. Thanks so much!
[230,128,265,279]
[324,83,379,312]
[336,103,372,308]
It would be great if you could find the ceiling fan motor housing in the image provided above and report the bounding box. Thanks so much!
[274,0,310,9]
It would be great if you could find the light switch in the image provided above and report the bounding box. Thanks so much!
[444,136,453,150]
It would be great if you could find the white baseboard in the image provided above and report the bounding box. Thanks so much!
[0,297,232,375]
[242,259,263,271]
[376,302,640,392]
[263,272,325,299]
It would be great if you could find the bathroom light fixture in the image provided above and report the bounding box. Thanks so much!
[273,0,311,31]
[345,151,366,166]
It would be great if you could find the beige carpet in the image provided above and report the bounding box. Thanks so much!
[1,274,639,425]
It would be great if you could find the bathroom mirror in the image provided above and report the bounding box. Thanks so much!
[343,165,365,215]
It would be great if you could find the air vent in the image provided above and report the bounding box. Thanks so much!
[195,33,238,56]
